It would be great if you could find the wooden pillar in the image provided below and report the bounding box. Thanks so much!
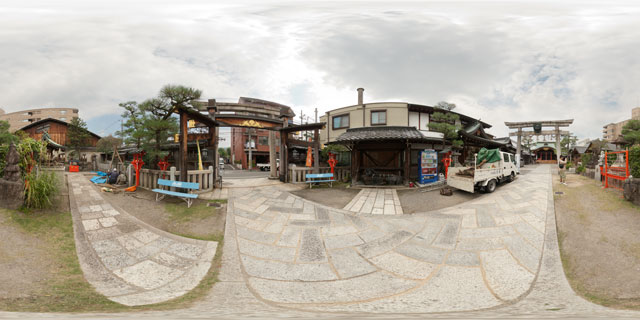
[179,111,188,182]
[268,130,278,178]
[313,129,320,173]
[351,144,358,184]
[516,127,522,168]
[404,143,411,183]
[279,120,288,182]
[209,125,218,184]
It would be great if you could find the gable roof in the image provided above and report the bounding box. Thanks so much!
[18,118,101,140]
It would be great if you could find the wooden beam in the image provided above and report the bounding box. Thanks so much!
[509,130,570,137]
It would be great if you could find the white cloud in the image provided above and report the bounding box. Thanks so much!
[0,1,639,142]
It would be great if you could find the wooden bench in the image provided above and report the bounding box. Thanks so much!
[152,179,199,208]
[305,173,334,189]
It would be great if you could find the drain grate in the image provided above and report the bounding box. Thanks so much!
[555,191,564,195]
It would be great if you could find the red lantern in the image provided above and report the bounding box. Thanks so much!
[327,152,337,180]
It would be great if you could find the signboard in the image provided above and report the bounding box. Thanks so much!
[533,123,542,133]
[419,149,438,184]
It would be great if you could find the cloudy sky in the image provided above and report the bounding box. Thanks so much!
[1,0,640,147]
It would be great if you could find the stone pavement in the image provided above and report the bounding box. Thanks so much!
[217,164,550,312]
[343,188,403,215]
[66,173,218,306]
[2,167,640,318]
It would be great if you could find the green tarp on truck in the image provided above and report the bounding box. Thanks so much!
[476,148,501,164]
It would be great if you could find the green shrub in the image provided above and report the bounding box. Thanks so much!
[576,165,585,174]
[565,162,573,170]
[24,171,59,209]
[581,154,593,168]
[629,146,640,178]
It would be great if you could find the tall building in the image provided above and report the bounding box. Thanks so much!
[0,107,79,131]
[603,107,640,142]
[230,127,282,169]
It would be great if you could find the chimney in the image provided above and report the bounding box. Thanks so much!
[357,88,364,105]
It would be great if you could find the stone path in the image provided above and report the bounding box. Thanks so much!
[220,165,551,312]
[67,173,218,306]
[343,188,403,215]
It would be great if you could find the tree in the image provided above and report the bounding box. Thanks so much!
[428,112,463,148]
[66,117,90,160]
[139,98,179,169]
[622,120,640,146]
[0,120,18,146]
[96,135,123,154]
[160,84,202,113]
[434,101,456,111]
[117,101,144,149]
[560,135,577,156]
[218,147,228,159]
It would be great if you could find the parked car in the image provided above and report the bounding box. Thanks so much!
[447,150,518,193]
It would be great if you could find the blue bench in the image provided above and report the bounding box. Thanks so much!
[305,173,334,189]
[152,179,199,208]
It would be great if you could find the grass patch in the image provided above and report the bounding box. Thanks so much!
[0,209,126,312]
[0,203,226,312]
[165,199,227,223]
[554,175,640,310]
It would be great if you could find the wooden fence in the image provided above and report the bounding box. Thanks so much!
[288,165,350,183]
[129,165,216,192]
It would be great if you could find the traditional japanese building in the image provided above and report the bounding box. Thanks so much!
[323,89,508,185]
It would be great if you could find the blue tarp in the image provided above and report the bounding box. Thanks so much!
[90,176,107,184]
[96,171,107,176]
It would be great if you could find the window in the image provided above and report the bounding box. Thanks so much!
[258,136,268,145]
[332,114,349,129]
[503,153,509,162]
[371,110,386,125]
[60,117,66,120]
[60,110,66,114]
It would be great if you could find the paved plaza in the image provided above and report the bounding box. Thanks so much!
[343,188,404,215]
[2,165,640,319]
[66,174,218,306]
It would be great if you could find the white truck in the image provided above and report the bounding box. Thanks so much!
[447,151,518,193]
[257,159,280,171]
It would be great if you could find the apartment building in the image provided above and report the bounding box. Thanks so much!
[0,107,79,131]
[603,107,640,142]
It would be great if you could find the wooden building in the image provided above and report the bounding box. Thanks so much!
[19,118,100,147]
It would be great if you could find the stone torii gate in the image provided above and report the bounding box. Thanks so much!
[505,119,574,167]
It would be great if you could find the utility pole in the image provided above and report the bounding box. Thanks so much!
[314,108,318,123]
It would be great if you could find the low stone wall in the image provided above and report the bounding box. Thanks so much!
[624,179,640,206]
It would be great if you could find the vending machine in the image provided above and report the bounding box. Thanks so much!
[419,149,438,184]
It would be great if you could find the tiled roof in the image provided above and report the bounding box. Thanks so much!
[330,126,438,144]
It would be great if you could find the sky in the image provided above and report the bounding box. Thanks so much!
[1,0,640,147]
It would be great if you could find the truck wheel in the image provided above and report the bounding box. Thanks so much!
[508,172,515,182]
[485,179,497,193]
